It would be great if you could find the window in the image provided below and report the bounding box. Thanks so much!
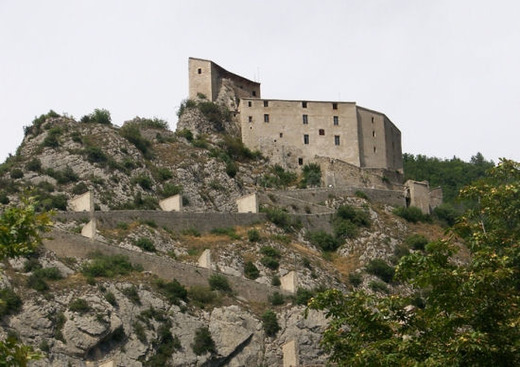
[333,116,339,126]
[332,103,338,110]
[298,158,303,165]
[279,133,283,138]
[372,130,376,137]
[248,101,252,107]
[371,116,374,123]
[252,91,257,97]
[264,114,269,123]
[319,129,325,136]
[304,134,309,144]
[197,68,202,74]
[373,146,377,153]
[248,116,253,123]
[334,135,340,146]
[264,100,269,107]
[302,114,308,124]
[302,101,307,108]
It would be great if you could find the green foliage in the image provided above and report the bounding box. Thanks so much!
[260,256,279,270]
[81,252,140,278]
[81,108,112,125]
[264,207,299,232]
[348,272,362,287]
[133,117,169,130]
[0,288,22,317]
[269,291,285,306]
[244,261,260,280]
[37,193,67,211]
[271,275,281,286]
[159,183,182,200]
[72,182,89,195]
[155,279,188,305]
[309,159,520,366]
[432,202,460,226]
[120,123,154,159]
[365,259,394,283]
[176,99,197,118]
[24,109,60,136]
[0,194,52,260]
[336,205,371,227]
[145,320,181,366]
[41,126,63,148]
[368,279,389,294]
[69,298,91,314]
[259,246,281,270]
[133,321,147,343]
[122,285,141,305]
[261,310,280,337]
[191,327,216,356]
[154,167,173,182]
[25,158,42,173]
[403,152,495,203]
[307,230,339,252]
[354,190,369,200]
[300,163,321,188]
[208,274,231,293]
[134,237,156,252]
[104,291,117,306]
[132,174,153,190]
[260,164,297,188]
[176,128,193,141]
[188,286,216,307]
[210,227,240,239]
[46,166,79,184]
[295,287,315,305]
[10,168,24,179]
[84,145,108,164]
[404,234,429,251]
[393,206,430,223]
[247,229,260,242]
[0,336,41,365]
[181,227,200,237]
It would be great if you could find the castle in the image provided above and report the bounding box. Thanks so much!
[188,57,441,213]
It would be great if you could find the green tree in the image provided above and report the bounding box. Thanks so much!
[0,194,51,365]
[309,159,520,366]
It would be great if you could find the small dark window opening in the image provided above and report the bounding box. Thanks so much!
[264,114,269,123]
[371,117,375,123]
[302,114,308,124]
[302,101,307,108]
[332,103,338,110]
[298,158,303,165]
[248,101,252,107]
[252,91,257,97]
[264,100,269,107]
[197,68,202,74]
[372,130,376,137]
[304,134,309,144]
[333,116,339,125]
[319,129,325,136]
[374,146,377,153]
[334,135,340,146]
[279,133,283,138]
[248,116,253,123]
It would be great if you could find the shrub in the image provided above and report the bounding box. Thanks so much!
[84,145,108,164]
[355,190,370,200]
[393,243,410,259]
[134,237,156,252]
[210,227,240,239]
[81,253,139,278]
[244,261,260,280]
[42,126,63,148]
[132,174,153,190]
[301,163,321,187]
[27,267,63,291]
[433,203,459,226]
[208,274,231,293]
[122,285,141,305]
[46,166,79,184]
[10,169,23,179]
[176,128,193,141]
[348,272,363,287]
[260,246,281,258]
[260,165,297,188]
[24,110,60,136]
[69,298,91,314]
[369,279,389,294]
[295,287,314,305]
[271,275,281,286]
[147,320,181,366]
[192,327,216,356]
[264,207,295,232]
[261,256,279,270]
[365,259,395,283]
[393,206,429,223]
[247,229,260,242]
[404,234,429,251]
[188,286,216,306]
[136,117,169,130]
[336,205,371,227]
[0,288,22,317]
[104,291,117,306]
[155,279,188,305]
[81,108,111,125]
[120,123,153,159]
[133,321,147,343]
[269,292,285,306]
[261,310,280,337]
[307,230,339,252]
[72,182,89,195]
[25,158,42,172]
[176,99,197,118]
[181,227,200,237]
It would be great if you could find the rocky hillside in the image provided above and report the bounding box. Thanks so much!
[0,107,446,366]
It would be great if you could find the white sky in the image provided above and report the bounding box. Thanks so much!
[1,0,519,164]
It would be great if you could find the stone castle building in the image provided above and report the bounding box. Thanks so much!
[189,57,403,174]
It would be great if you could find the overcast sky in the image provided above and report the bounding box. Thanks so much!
[1,0,519,164]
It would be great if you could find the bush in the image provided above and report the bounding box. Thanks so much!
[146,320,181,366]
[132,174,153,190]
[271,275,281,286]
[188,286,216,306]
[46,166,79,184]
[208,274,231,293]
[155,279,188,305]
[120,123,153,159]
[104,291,117,306]
[261,310,280,337]
[269,292,285,306]
[135,237,156,252]
[307,230,339,252]
[264,207,295,231]
[69,298,91,314]
[260,246,281,259]
[365,259,395,283]
[10,169,23,179]
[404,234,429,251]
[72,182,89,195]
[369,279,389,294]
[160,183,182,198]
[295,287,314,305]
[176,128,193,141]
[24,110,60,136]
[393,206,429,223]
[355,190,369,200]
[393,243,410,260]
[210,227,240,239]
[260,256,279,270]
[38,194,67,211]
[81,253,140,278]
[27,267,63,291]
[42,126,63,148]
[192,327,216,356]
[25,158,42,172]
[336,205,371,227]
[84,145,108,164]
[348,272,363,287]
[260,165,297,188]
[0,288,22,317]
[122,285,141,305]
[301,163,321,187]
[244,261,260,280]
[81,108,111,125]
[247,229,260,242]
[433,203,459,226]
